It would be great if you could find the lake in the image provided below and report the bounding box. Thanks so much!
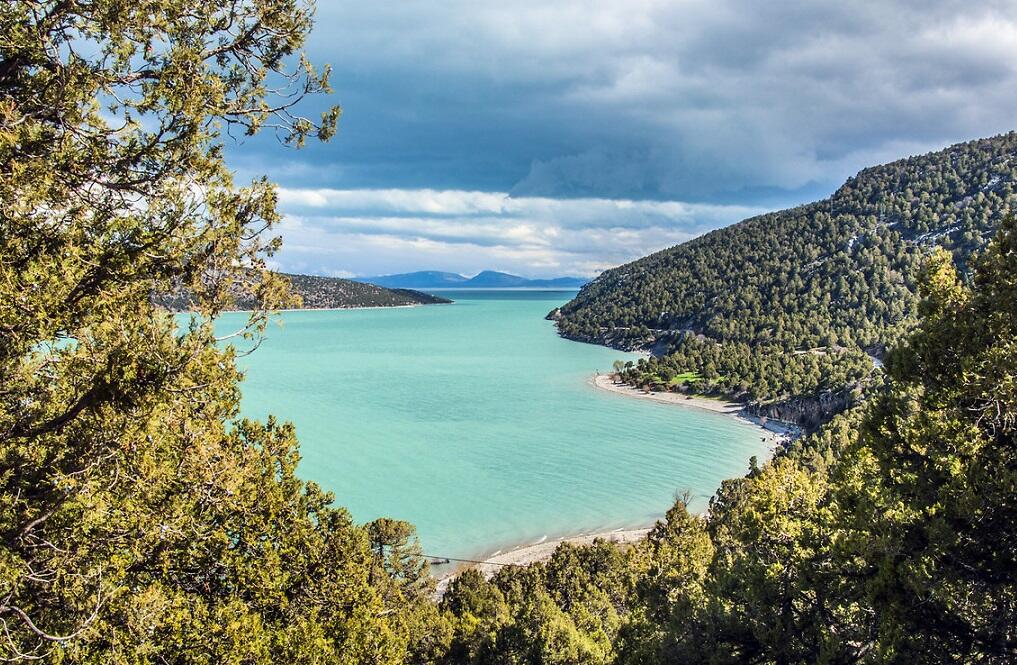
[217,290,766,561]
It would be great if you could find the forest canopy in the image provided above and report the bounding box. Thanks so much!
[2,1,1015,663]
[553,134,1017,414]
[0,1,435,661]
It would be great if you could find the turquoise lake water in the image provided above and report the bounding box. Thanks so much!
[216,291,766,561]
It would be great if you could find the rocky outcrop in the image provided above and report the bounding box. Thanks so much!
[745,388,859,432]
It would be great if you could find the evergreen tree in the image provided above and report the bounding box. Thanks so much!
[555,133,1017,420]
[834,217,1017,662]
[0,1,419,661]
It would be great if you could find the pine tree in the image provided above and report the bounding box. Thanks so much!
[0,2,418,661]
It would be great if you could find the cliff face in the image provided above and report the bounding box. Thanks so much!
[745,388,858,432]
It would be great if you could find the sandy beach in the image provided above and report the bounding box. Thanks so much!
[477,528,650,570]
[592,373,743,414]
[435,527,651,596]
[590,373,797,449]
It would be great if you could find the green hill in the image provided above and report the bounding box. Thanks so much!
[270,273,451,309]
[551,132,1017,421]
[158,273,452,311]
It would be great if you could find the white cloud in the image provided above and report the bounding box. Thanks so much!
[271,188,762,277]
[277,188,512,215]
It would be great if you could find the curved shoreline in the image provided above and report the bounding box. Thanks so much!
[435,527,651,596]
[435,375,797,595]
[590,373,797,450]
[476,527,650,571]
[592,373,743,414]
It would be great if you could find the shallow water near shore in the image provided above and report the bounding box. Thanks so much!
[216,290,766,561]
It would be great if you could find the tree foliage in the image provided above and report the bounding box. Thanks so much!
[0,1,432,661]
[443,220,1017,664]
[554,134,1017,408]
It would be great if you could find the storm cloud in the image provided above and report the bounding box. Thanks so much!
[233,0,1017,276]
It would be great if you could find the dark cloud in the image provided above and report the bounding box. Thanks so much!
[240,0,1017,202]
[228,0,1017,275]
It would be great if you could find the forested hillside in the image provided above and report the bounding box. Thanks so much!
[263,273,450,309]
[5,0,1015,662]
[435,220,1017,665]
[158,273,451,311]
[552,133,1017,412]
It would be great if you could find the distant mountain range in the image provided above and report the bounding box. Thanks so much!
[354,270,588,289]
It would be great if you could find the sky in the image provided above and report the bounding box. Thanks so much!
[229,0,1017,278]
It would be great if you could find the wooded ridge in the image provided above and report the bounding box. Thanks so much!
[156,272,452,311]
[552,133,1017,423]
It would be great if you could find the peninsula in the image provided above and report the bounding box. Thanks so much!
[157,272,452,311]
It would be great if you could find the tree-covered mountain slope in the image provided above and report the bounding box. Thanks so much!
[270,273,452,309]
[551,132,1017,411]
[159,273,452,311]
